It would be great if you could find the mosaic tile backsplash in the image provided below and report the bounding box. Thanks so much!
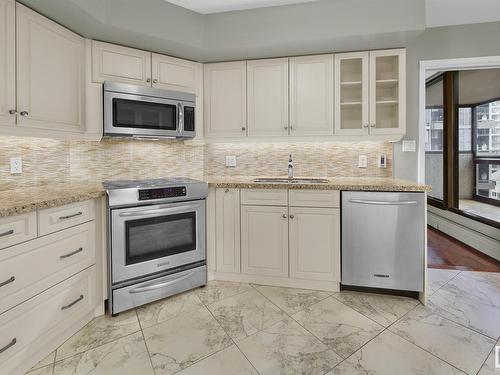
[0,136,392,191]
[204,142,392,178]
[0,137,204,190]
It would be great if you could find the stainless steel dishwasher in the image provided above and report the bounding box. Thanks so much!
[342,191,425,292]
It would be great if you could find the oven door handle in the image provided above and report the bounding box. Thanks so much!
[129,271,196,294]
[118,205,198,218]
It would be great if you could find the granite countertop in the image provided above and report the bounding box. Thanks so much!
[0,182,106,218]
[206,176,432,192]
[0,176,430,218]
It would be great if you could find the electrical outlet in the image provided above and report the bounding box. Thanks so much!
[225,155,237,167]
[10,157,22,174]
[358,155,367,168]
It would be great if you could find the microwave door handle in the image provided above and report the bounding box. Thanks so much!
[178,103,183,134]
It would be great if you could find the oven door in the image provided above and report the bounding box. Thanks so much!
[104,91,181,138]
[111,200,205,284]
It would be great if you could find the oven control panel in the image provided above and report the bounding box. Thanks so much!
[138,186,187,200]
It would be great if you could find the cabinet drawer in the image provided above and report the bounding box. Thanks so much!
[0,222,95,314]
[0,212,36,250]
[38,200,95,236]
[0,266,95,368]
[241,189,288,206]
[289,189,340,208]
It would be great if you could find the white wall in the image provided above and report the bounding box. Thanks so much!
[426,0,500,28]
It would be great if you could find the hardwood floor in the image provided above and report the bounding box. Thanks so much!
[427,226,500,272]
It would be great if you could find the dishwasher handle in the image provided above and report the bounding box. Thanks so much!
[349,199,418,206]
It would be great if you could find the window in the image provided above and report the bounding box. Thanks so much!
[426,69,500,226]
[425,76,444,201]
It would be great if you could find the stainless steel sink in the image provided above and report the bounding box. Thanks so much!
[253,177,330,184]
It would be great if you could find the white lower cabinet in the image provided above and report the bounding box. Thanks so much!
[214,188,341,289]
[289,207,340,282]
[0,199,102,375]
[215,188,241,273]
[241,205,289,278]
[1,266,95,375]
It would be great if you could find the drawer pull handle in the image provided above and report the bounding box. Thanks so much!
[129,271,195,294]
[0,229,14,237]
[60,247,83,259]
[0,338,16,354]
[0,276,15,288]
[61,295,84,310]
[59,212,83,220]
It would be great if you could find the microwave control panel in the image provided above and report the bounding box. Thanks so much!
[138,186,187,200]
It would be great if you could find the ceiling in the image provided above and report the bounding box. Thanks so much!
[165,0,320,14]
[426,69,500,107]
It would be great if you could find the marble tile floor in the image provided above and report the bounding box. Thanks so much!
[27,270,500,375]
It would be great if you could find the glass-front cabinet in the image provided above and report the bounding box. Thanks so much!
[335,49,405,136]
[334,52,369,135]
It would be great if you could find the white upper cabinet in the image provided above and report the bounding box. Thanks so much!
[0,0,15,128]
[152,53,198,93]
[247,58,289,137]
[16,3,85,132]
[334,52,369,136]
[91,40,152,86]
[335,49,405,136]
[290,54,334,136]
[204,61,247,137]
[369,49,406,135]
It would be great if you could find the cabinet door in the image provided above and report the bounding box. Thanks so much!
[215,188,241,273]
[241,205,288,278]
[204,61,247,137]
[0,0,15,128]
[334,52,369,135]
[16,4,85,132]
[290,55,334,136]
[289,207,340,282]
[152,53,198,93]
[247,58,289,137]
[369,49,406,135]
[91,40,151,86]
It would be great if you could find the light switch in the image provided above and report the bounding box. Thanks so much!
[358,155,367,168]
[225,155,237,167]
[378,154,387,168]
[402,140,416,152]
[10,157,22,174]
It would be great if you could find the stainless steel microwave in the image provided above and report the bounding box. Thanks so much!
[103,81,196,139]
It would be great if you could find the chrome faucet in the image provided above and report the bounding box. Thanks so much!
[287,154,293,179]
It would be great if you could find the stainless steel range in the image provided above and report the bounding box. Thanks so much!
[104,178,208,315]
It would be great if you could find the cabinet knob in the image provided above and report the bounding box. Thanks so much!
[282,214,287,218]
[289,214,295,219]
[19,111,28,116]
[8,109,17,115]
[146,78,151,83]
[224,189,229,193]
[241,126,246,131]
[370,124,376,128]
[363,124,369,128]
[284,126,288,130]
[153,79,158,84]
